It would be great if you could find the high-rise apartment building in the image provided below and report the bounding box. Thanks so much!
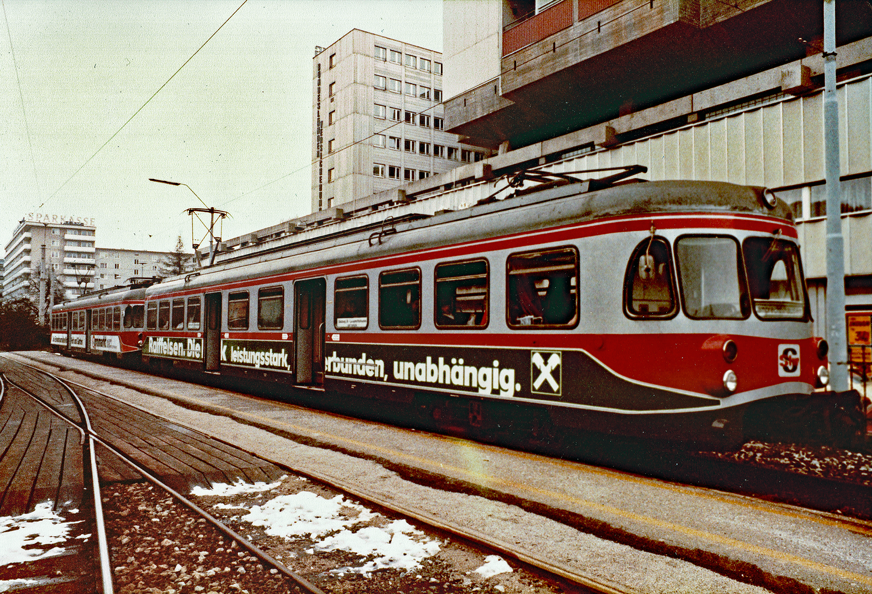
[93,248,171,291]
[311,29,490,212]
[3,216,97,302]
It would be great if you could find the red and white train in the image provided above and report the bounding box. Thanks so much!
[50,177,864,448]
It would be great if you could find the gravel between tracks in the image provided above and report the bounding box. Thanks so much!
[103,479,566,594]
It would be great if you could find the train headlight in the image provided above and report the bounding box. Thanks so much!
[816,365,830,388]
[816,339,829,360]
[722,340,738,363]
[722,370,738,393]
[761,188,778,209]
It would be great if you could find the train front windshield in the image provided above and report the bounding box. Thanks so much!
[742,238,806,319]
[670,235,807,321]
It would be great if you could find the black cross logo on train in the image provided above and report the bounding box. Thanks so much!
[531,350,562,396]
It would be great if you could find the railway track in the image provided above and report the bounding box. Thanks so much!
[5,351,872,594]
[0,355,582,593]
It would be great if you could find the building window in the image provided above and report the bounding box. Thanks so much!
[328,81,336,96]
[388,165,401,179]
[373,163,385,177]
[388,78,401,93]
[404,139,416,152]
[405,54,416,68]
[328,168,335,183]
[434,117,444,130]
[389,107,402,121]
[462,149,473,163]
[447,147,459,160]
[388,136,401,150]
[404,111,415,124]
[434,144,445,158]
[419,142,430,155]
[434,62,442,75]
[434,89,442,102]
[374,104,386,119]
[329,53,336,68]
[405,82,416,96]
[327,139,335,153]
[328,110,336,125]
[418,114,430,128]
[373,134,386,148]
[389,49,402,63]
[374,46,387,61]
[418,171,430,180]
[419,86,431,100]
[404,168,416,181]
[374,75,386,90]
[420,58,430,72]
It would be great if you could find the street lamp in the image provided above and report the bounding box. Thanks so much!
[148,178,229,267]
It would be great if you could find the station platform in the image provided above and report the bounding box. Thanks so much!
[12,351,872,594]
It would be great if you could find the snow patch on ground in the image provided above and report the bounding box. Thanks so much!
[474,555,513,578]
[0,502,77,565]
[190,477,286,497]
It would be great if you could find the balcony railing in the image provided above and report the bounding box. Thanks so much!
[503,0,621,56]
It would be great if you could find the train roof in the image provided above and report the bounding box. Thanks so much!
[145,180,792,298]
[53,284,150,312]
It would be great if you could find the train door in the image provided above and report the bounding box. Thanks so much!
[85,309,93,352]
[204,293,222,371]
[294,278,325,386]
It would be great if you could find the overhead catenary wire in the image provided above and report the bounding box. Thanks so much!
[38,0,249,209]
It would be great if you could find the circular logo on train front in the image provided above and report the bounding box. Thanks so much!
[777,344,800,377]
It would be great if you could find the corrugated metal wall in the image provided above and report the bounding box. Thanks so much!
[553,75,872,187]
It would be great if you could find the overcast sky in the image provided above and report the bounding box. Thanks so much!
[0,0,443,255]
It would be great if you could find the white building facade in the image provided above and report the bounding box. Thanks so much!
[311,29,490,212]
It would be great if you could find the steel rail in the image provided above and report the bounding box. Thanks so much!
[0,369,112,594]
[1,356,326,594]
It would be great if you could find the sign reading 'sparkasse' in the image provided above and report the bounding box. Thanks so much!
[145,336,203,361]
[221,339,292,373]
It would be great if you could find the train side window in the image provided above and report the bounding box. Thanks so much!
[228,292,250,330]
[507,247,578,328]
[379,269,421,329]
[186,297,201,330]
[624,237,677,318]
[335,276,368,329]
[257,287,284,330]
[171,298,185,329]
[676,236,748,319]
[435,260,488,328]
[146,302,158,330]
[98,308,106,330]
[114,306,121,331]
[158,300,171,330]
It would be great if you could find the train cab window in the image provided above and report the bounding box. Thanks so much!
[186,297,201,330]
[146,302,158,330]
[113,307,121,331]
[507,247,578,328]
[742,237,807,320]
[158,301,171,330]
[435,260,488,328]
[624,237,676,318]
[257,287,284,330]
[335,276,368,329]
[676,236,748,319]
[228,292,250,330]
[379,269,421,329]
[124,305,144,329]
[171,298,185,329]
